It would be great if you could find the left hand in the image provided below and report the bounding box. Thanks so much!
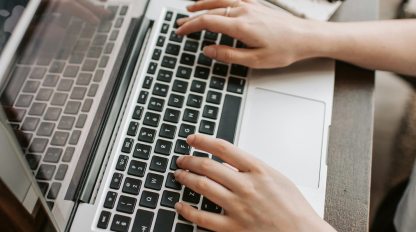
[174,134,336,232]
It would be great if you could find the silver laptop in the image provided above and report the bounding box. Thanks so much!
[0,0,335,231]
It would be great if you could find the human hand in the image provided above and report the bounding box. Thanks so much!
[175,0,326,69]
[174,134,336,232]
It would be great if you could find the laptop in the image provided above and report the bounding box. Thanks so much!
[0,0,335,231]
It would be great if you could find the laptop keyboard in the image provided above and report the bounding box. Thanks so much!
[98,11,248,232]
[1,5,129,209]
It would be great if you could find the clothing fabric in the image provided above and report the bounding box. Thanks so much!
[394,159,416,232]
[0,0,29,54]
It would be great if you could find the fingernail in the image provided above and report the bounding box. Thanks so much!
[187,134,195,145]
[204,46,217,59]
[175,202,183,211]
[176,156,184,166]
[174,169,183,177]
[175,27,182,35]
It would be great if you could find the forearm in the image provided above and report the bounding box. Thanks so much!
[307,19,416,76]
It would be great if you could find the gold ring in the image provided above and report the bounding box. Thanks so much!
[225,6,231,17]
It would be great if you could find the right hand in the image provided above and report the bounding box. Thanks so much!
[176,0,324,69]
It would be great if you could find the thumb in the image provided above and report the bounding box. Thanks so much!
[203,45,259,68]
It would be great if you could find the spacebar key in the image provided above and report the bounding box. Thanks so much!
[214,94,242,162]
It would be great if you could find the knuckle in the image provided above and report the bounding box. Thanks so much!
[200,159,213,171]
[195,213,208,227]
[195,178,209,192]
[199,15,210,24]
[215,139,230,154]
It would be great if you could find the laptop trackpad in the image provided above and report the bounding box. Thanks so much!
[239,88,325,189]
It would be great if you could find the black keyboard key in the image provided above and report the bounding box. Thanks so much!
[156,36,166,47]
[165,11,173,21]
[161,23,169,34]
[70,87,87,100]
[183,108,199,123]
[104,192,118,209]
[187,94,203,108]
[213,63,229,77]
[36,164,56,180]
[0,67,30,107]
[37,182,49,196]
[197,53,213,67]
[75,114,87,128]
[132,106,144,120]
[58,116,75,130]
[145,173,164,190]
[230,64,249,77]
[30,67,46,79]
[191,80,207,94]
[62,147,75,162]
[150,156,168,173]
[187,31,201,40]
[236,40,247,48]
[29,102,46,116]
[193,151,209,158]
[26,154,41,170]
[161,190,180,208]
[42,75,59,87]
[152,48,162,60]
[207,90,222,104]
[57,79,73,91]
[143,112,161,127]
[142,76,153,89]
[219,34,234,46]
[180,53,195,66]
[133,143,152,159]
[139,192,159,209]
[47,201,54,210]
[37,122,55,136]
[87,46,103,58]
[162,56,177,69]
[138,91,149,104]
[97,211,111,229]
[201,197,222,214]
[153,209,176,232]
[47,182,61,199]
[199,120,216,135]
[154,139,172,155]
[63,65,79,77]
[210,76,225,90]
[182,187,201,204]
[172,80,188,93]
[168,94,185,108]
[178,124,195,138]
[122,138,134,153]
[176,66,192,79]
[110,173,123,189]
[132,210,154,232]
[78,73,93,86]
[216,94,242,146]
[127,121,139,136]
[203,105,219,119]
[166,173,182,190]
[138,127,157,143]
[120,6,128,15]
[9,123,19,130]
[43,147,62,163]
[122,177,142,195]
[36,89,53,101]
[21,117,40,131]
[55,164,68,180]
[116,155,129,171]
[175,223,194,232]
[109,31,119,41]
[29,138,48,152]
[15,94,33,107]
[51,131,69,146]
[164,108,180,123]
[174,139,191,155]
[227,77,246,94]
[170,31,183,43]
[153,83,169,97]
[22,133,31,147]
[159,123,177,139]
[111,214,131,232]
[194,66,210,79]
[49,61,65,73]
[98,21,112,33]
[81,59,97,71]
[204,31,218,40]
[64,101,81,114]
[170,156,180,171]
[51,93,68,106]
[128,160,147,177]
[69,52,85,64]
[157,69,173,83]
[201,40,215,51]
[174,13,188,28]
[184,40,199,52]
[166,43,180,56]
[148,62,157,74]
[148,97,165,112]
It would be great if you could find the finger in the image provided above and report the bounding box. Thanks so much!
[177,8,238,27]
[204,45,260,67]
[187,134,259,172]
[187,0,239,12]
[2,106,18,119]
[175,202,235,231]
[176,155,242,190]
[58,1,100,24]
[76,0,112,19]
[174,169,235,209]
[175,15,240,40]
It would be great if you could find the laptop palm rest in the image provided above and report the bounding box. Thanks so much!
[239,88,325,189]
